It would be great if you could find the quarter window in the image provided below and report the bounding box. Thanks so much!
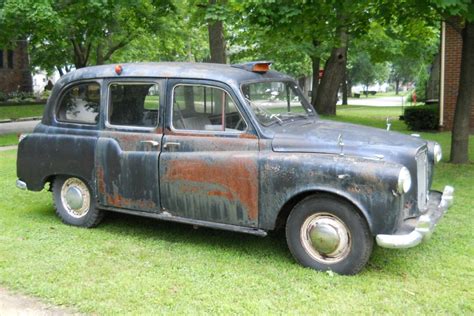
[57,82,100,124]
[108,83,160,128]
[172,85,246,132]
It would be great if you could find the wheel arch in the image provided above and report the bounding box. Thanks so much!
[273,189,374,234]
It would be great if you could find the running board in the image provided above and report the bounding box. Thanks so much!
[103,207,268,237]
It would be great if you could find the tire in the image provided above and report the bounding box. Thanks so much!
[52,176,104,228]
[286,195,373,275]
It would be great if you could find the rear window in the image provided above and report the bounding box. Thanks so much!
[57,82,100,124]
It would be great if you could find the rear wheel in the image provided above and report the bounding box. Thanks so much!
[286,195,373,275]
[52,176,104,228]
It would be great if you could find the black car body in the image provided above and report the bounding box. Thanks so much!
[16,62,454,274]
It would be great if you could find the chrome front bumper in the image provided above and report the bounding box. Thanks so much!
[376,185,454,249]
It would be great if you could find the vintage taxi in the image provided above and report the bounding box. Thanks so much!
[16,61,454,274]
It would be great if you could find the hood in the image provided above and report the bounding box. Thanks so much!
[271,119,426,160]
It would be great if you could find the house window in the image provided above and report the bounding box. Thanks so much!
[0,50,3,68]
[7,50,13,68]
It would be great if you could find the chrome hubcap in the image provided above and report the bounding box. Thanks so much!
[60,178,90,218]
[301,213,351,263]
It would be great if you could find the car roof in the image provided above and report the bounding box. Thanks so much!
[58,62,292,86]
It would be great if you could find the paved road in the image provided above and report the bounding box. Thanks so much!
[338,96,410,107]
[0,287,76,315]
[0,120,39,135]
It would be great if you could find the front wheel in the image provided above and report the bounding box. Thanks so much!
[52,176,104,228]
[286,195,373,275]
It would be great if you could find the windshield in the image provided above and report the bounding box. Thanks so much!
[241,81,315,126]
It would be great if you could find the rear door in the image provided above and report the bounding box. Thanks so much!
[95,79,164,212]
[159,80,260,227]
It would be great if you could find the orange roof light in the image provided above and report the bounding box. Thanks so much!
[252,63,270,73]
[231,61,273,73]
[115,64,123,75]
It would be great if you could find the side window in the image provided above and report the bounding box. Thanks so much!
[172,85,246,132]
[108,83,160,128]
[57,82,100,124]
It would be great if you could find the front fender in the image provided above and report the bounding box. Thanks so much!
[258,152,405,235]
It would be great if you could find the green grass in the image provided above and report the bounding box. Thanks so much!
[0,104,45,120]
[0,106,473,314]
[0,133,19,146]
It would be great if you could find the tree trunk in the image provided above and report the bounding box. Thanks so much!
[342,70,348,105]
[450,21,474,164]
[310,54,320,108]
[395,79,400,95]
[207,0,226,64]
[314,28,348,115]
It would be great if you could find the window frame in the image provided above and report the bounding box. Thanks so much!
[170,83,248,135]
[105,80,162,132]
[55,81,101,126]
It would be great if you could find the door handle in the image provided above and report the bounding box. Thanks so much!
[163,142,181,149]
[141,140,160,147]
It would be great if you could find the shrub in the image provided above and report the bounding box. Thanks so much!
[404,105,439,131]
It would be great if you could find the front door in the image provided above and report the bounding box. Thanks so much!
[96,79,164,212]
[159,80,260,227]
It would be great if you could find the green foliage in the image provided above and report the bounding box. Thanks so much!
[0,0,175,71]
[404,105,439,130]
[349,50,390,90]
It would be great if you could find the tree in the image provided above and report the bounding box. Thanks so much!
[0,0,175,72]
[349,51,389,94]
[241,0,377,115]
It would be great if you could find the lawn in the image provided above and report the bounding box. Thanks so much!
[0,104,45,120]
[0,133,19,146]
[0,106,472,314]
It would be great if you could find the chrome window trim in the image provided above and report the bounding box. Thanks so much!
[170,83,248,135]
[105,81,160,132]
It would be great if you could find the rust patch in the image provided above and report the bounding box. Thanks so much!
[239,133,258,139]
[96,166,106,194]
[164,157,259,221]
[106,192,156,210]
[208,190,234,200]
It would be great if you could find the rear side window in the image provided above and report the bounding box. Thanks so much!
[57,82,100,124]
[108,83,160,128]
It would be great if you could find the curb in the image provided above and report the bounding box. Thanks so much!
[0,117,42,124]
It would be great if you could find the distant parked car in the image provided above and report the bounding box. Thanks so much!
[16,62,453,275]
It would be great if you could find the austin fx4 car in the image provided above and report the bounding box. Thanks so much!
[16,61,454,275]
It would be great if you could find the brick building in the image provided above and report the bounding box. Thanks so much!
[0,40,33,93]
[439,21,474,131]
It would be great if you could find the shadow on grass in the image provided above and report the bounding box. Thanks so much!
[31,202,294,264]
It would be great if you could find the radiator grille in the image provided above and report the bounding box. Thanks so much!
[416,149,429,211]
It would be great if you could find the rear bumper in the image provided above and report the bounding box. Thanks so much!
[16,179,27,190]
[376,186,454,249]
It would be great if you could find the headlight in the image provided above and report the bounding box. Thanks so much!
[433,143,442,164]
[397,167,412,194]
